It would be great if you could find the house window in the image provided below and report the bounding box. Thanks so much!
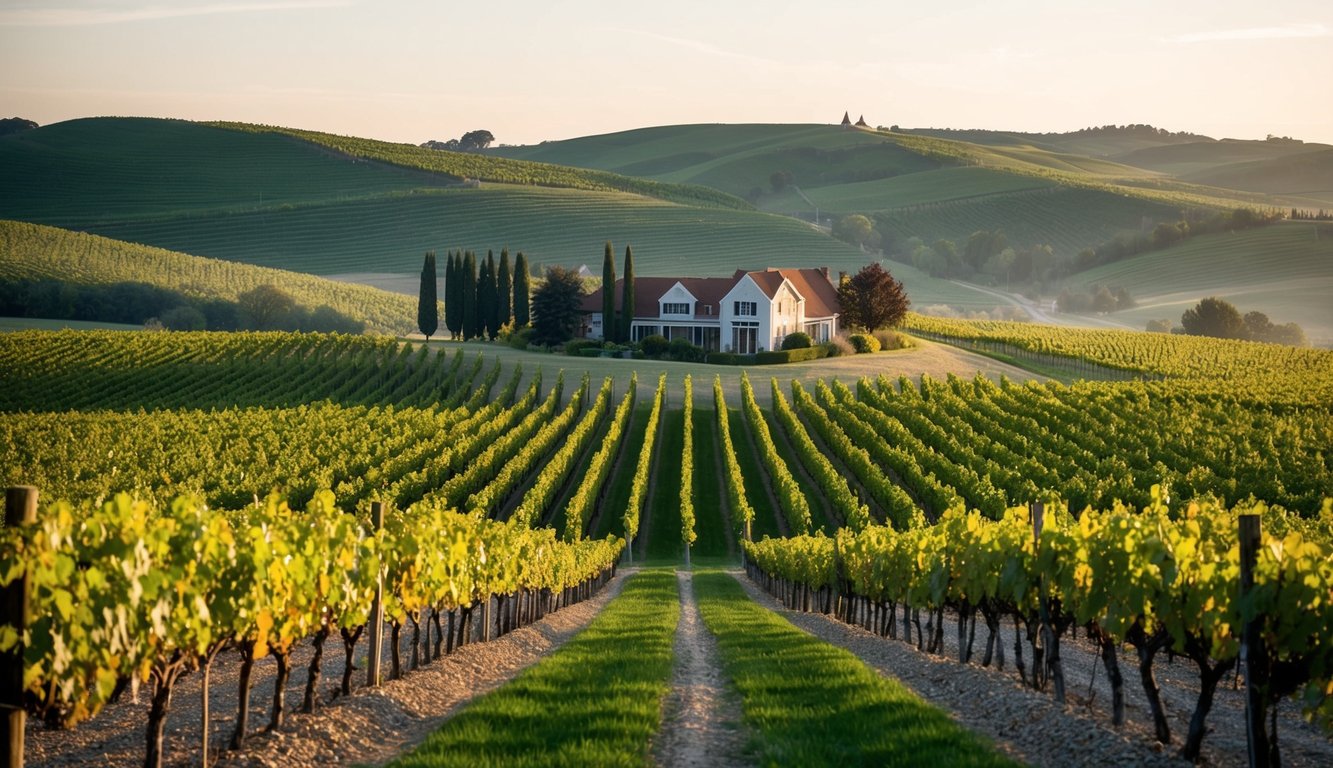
[732,321,758,355]
[703,304,713,316]
[662,302,690,315]
[734,301,757,317]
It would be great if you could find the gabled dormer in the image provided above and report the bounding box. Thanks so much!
[658,281,698,319]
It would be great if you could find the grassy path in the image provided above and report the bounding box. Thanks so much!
[693,571,1019,767]
[387,571,680,768]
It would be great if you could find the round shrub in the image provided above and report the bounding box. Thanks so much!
[667,337,705,362]
[781,331,812,350]
[848,333,881,354]
[640,334,669,357]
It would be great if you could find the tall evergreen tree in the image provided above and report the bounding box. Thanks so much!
[417,251,438,341]
[477,253,493,340]
[530,266,586,346]
[601,241,617,342]
[497,248,512,329]
[483,250,500,339]
[619,245,635,343]
[461,250,478,340]
[444,251,461,339]
[513,251,531,327]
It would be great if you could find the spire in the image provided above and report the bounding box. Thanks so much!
[855,114,868,127]
[840,111,851,127]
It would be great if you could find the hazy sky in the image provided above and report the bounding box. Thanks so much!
[3,0,1331,147]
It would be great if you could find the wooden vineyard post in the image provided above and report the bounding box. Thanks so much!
[3,486,37,768]
[1239,514,1270,767]
[366,501,385,688]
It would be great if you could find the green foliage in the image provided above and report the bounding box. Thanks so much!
[781,331,812,350]
[0,220,410,334]
[619,245,635,344]
[460,251,478,340]
[530,265,586,347]
[417,252,438,340]
[848,333,880,353]
[639,333,669,357]
[623,373,666,547]
[739,372,811,534]
[563,375,636,541]
[1180,296,1245,339]
[496,249,512,329]
[601,241,617,342]
[512,252,531,327]
[680,375,696,554]
[772,379,871,530]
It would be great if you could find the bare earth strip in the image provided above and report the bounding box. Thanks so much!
[27,571,631,768]
[735,572,1333,767]
[652,571,749,768]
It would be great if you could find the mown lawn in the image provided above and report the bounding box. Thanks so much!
[386,570,680,768]
[694,572,1018,768]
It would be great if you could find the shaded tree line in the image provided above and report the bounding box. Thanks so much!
[1178,297,1307,346]
[0,279,364,333]
[420,130,495,152]
[443,248,529,340]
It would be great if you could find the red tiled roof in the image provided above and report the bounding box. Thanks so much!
[774,268,840,319]
[581,269,839,320]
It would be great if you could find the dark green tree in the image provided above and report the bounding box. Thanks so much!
[513,252,531,327]
[531,265,587,346]
[1181,297,1245,339]
[836,263,910,331]
[619,245,635,343]
[417,251,439,341]
[444,251,462,339]
[238,284,295,330]
[460,251,478,340]
[601,241,617,342]
[497,248,512,329]
[478,251,496,339]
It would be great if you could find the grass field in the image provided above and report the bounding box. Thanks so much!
[1064,222,1333,343]
[0,220,419,334]
[389,571,679,768]
[694,572,1017,767]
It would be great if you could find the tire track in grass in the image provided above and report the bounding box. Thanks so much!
[693,571,1018,768]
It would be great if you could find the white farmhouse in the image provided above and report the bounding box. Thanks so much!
[581,267,840,354]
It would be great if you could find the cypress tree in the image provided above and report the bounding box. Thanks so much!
[620,245,635,343]
[461,250,478,340]
[497,248,512,329]
[417,251,438,341]
[444,251,461,339]
[484,250,499,339]
[476,254,491,340]
[601,241,616,342]
[513,251,531,327]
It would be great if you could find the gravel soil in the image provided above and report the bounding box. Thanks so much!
[26,572,630,768]
[736,572,1333,768]
[651,571,748,768]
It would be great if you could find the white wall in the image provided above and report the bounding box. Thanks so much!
[720,276,773,353]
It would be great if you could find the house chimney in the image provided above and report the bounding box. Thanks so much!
[819,266,830,281]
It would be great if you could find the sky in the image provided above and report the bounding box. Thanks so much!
[3,0,1332,147]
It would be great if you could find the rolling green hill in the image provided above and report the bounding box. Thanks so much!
[0,220,419,334]
[492,123,1287,258]
[0,118,993,309]
[1063,222,1333,343]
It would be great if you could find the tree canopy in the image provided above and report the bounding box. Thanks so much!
[531,266,586,346]
[1181,297,1245,339]
[417,251,438,341]
[836,263,910,332]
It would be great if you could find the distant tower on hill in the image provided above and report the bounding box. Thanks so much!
[840,111,851,128]
[855,115,869,127]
